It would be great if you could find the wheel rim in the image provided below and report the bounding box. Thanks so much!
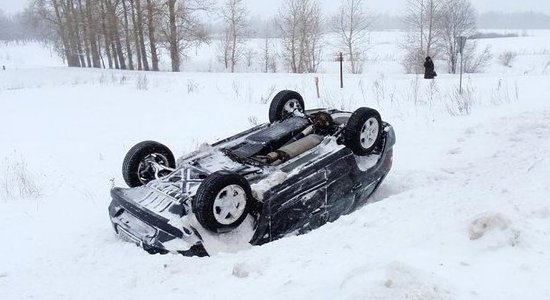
[212,184,247,225]
[282,99,302,116]
[137,153,169,184]
[360,117,380,149]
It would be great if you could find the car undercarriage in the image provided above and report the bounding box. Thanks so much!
[108,90,396,256]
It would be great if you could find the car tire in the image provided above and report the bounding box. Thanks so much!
[122,141,175,187]
[269,90,305,123]
[343,107,383,156]
[193,171,252,232]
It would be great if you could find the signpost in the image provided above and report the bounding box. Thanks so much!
[457,36,468,94]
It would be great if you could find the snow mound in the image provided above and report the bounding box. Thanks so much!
[2,34,550,298]
[469,212,511,240]
[340,262,453,300]
[469,212,521,249]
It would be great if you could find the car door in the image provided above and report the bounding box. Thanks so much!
[266,157,329,240]
[324,150,358,221]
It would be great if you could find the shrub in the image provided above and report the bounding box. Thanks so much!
[1,154,41,200]
[464,45,493,73]
[498,51,518,67]
[446,84,476,116]
[136,74,148,90]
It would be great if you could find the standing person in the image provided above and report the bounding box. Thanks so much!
[424,57,436,79]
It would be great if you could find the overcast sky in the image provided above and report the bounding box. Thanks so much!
[245,0,550,17]
[1,0,549,16]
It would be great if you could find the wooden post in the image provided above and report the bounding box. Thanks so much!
[339,52,344,89]
[457,36,468,95]
[460,53,464,94]
[314,77,320,98]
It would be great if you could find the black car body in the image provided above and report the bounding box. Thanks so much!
[109,103,395,256]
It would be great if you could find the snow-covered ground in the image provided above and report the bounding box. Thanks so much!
[1,32,550,299]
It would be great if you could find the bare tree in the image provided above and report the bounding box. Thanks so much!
[133,0,150,70]
[107,0,127,69]
[331,0,371,74]
[146,0,159,71]
[262,34,270,73]
[162,0,211,72]
[25,0,211,72]
[217,28,231,69]
[75,0,91,67]
[243,47,256,69]
[278,0,323,73]
[498,50,517,68]
[278,0,299,73]
[49,0,80,67]
[423,0,439,57]
[401,0,441,73]
[98,0,115,68]
[436,0,476,73]
[463,43,492,73]
[261,24,276,73]
[84,0,101,68]
[401,0,488,74]
[219,0,248,73]
[167,0,179,71]
[121,0,135,70]
[0,10,23,40]
[128,0,143,70]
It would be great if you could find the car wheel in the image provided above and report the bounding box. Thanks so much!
[343,107,383,156]
[269,90,305,122]
[193,171,252,232]
[122,141,175,187]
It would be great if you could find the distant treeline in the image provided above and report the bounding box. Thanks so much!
[3,7,550,44]
[2,3,549,74]
[0,9,42,41]
[478,12,550,29]
[17,0,211,72]
[370,11,550,31]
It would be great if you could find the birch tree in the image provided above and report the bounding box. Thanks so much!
[219,0,248,73]
[25,0,211,71]
[436,0,477,73]
[135,0,149,70]
[401,0,441,73]
[146,0,160,71]
[278,0,323,73]
[260,22,278,73]
[84,0,101,68]
[331,0,371,74]
[163,0,211,72]
[121,0,134,70]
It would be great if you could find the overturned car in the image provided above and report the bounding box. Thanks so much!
[109,90,396,256]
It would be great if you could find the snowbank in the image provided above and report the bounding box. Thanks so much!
[1,33,550,299]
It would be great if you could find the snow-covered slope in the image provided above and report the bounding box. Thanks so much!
[0,41,63,69]
[1,34,550,299]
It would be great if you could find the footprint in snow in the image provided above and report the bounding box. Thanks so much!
[447,147,461,155]
[464,127,476,136]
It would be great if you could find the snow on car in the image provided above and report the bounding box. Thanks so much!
[108,90,396,256]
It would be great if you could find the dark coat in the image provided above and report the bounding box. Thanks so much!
[424,58,436,79]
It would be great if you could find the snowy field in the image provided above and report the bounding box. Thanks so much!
[1,31,550,299]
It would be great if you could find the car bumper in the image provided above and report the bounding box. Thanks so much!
[108,189,208,257]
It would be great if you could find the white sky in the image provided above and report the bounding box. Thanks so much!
[1,0,549,16]
[245,0,550,17]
